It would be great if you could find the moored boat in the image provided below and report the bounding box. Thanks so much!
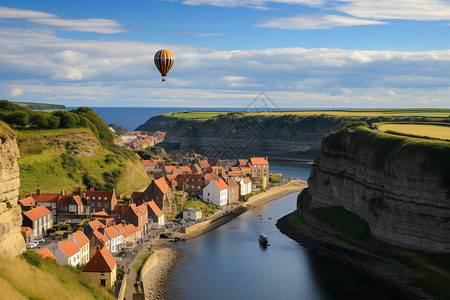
[259,233,268,246]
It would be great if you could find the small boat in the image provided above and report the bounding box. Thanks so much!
[259,233,268,246]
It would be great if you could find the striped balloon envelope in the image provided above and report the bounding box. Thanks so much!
[154,49,174,81]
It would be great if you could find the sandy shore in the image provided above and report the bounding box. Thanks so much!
[142,247,182,300]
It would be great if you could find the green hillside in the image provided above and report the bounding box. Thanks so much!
[0,251,114,299]
[13,101,66,111]
[0,100,150,197]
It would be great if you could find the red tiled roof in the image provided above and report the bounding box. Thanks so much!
[117,224,135,238]
[82,191,114,201]
[88,220,105,231]
[199,160,209,168]
[58,195,83,207]
[214,178,228,191]
[105,226,122,239]
[23,205,51,221]
[164,165,179,172]
[142,160,155,166]
[192,164,201,172]
[21,226,33,237]
[227,178,239,188]
[83,246,116,272]
[244,176,252,183]
[230,167,241,172]
[38,248,56,260]
[180,166,192,173]
[18,196,36,207]
[72,230,89,248]
[148,200,164,218]
[59,239,80,258]
[93,211,110,217]
[154,177,171,194]
[250,157,269,165]
[31,194,60,203]
[238,159,248,166]
[137,203,148,215]
[113,204,128,215]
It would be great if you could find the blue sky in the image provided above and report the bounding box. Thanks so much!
[1,0,450,108]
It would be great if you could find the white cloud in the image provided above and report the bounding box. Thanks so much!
[0,5,126,33]
[256,14,386,30]
[10,88,23,97]
[1,28,450,108]
[181,0,325,10]
[170,31,223,37]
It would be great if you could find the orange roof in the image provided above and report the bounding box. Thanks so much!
[227,178,239,188]
[238,159,248,166]
[244,176,252,183]
[137,203,148,215]
[21,226,33,237]
[250,157,269,165]
[93,211,110,217]
[192,164,201,172]
[38,248,56,260]
[142,160,155,166]
[214,178,228,191]
[117,224,135,238]
[82,191,114,201]
[199,160,209,168]
[164,165,179,172]
[83,246,116,272]
[154,178,171,194]
[59,239,80,258]
[23,205,52,221]
[72,230,89,248]
[113,204,128,215]
[166,174,177,182]
[135,153,142,159]
[148,200,164,218]
[31,194,60,203]
[180,166,192,173]
[88,220,105,231]
[240,166,251,171]
[18,196,36,207]
[230,167,241,172]
[105,226,122,239]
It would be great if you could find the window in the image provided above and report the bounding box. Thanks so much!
[100,279,106,286]
[93,197,96,200]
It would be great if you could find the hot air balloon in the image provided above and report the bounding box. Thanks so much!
[154,49,174,81]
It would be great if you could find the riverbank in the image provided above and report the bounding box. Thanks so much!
[276,212,433,300]
[139,180,307,297]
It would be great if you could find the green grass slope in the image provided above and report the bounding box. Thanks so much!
[0,251,114,300]
[17,128,150,197]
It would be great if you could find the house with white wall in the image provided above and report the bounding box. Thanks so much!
[203,178,228,206]
[236,176,252,197]
[105,225,122,253]
[54,239,81,267]
[68,230,90,265]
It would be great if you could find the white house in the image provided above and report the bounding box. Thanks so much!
[236,177,252,196]
[54,239,82,267]
[183,208,202,221]
[148,200,165,226]
[203,178,228,206]
[68,230,90,265]
[105,225,123,253]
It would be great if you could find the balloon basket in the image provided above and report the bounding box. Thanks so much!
[162,78,166,82]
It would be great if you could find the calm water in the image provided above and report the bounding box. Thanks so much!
[269,160,313,180]
[166,194,408,300]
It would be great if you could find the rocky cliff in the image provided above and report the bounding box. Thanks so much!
[0,123,25,256]
[299,125,450,253]
[160,115,347,159]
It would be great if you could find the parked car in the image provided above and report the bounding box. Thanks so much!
[35,237,45,243]
[26,242,38,249]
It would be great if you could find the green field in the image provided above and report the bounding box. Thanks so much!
[161,109,450,120]
[183,198,218,217]
[378,123,450,140]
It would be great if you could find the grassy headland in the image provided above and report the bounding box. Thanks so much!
[0,251,114,300]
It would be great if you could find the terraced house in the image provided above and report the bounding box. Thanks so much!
[69,230,90,264]
[22,205,53,239]
[82,189,117,214]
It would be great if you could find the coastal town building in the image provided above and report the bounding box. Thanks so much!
[22,205,53,239]
[183,208,202,221]
[82,246,117,288]
[57,195,84,220]
[236,177,252,197]
[141,178,173,214]
[18,196,36,211]
[68,230,90,264]
[89,228,111,257]
[37,248,56,260]
[203,178,228,206]
[104,225,123,253]
[31,192,60,219]
[249,157,269,189]
[147,200,165,226]
[54,239,82,267]
[226,178,240,204]
[82,190,117,214]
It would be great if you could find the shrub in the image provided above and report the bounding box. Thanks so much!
[22,249,43,267]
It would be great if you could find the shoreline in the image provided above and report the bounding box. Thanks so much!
[276,214,433,300]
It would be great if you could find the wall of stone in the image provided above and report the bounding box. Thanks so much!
[0,132,26,256]
[302,127,450,253]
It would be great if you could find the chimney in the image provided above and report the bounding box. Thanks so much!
[78,186,82,196]
[36,189,41,195]
[112,188,115,195]
[68,234,75,243]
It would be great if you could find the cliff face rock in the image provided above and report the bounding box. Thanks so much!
[0,131,26,257]
[162,115,346,159]
[301,126,450,253]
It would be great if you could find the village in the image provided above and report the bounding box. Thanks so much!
[19,130,271,295]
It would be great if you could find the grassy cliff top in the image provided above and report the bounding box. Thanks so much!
[378,123,450,141]
[0,121,13,138]
[161,108,450,120]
